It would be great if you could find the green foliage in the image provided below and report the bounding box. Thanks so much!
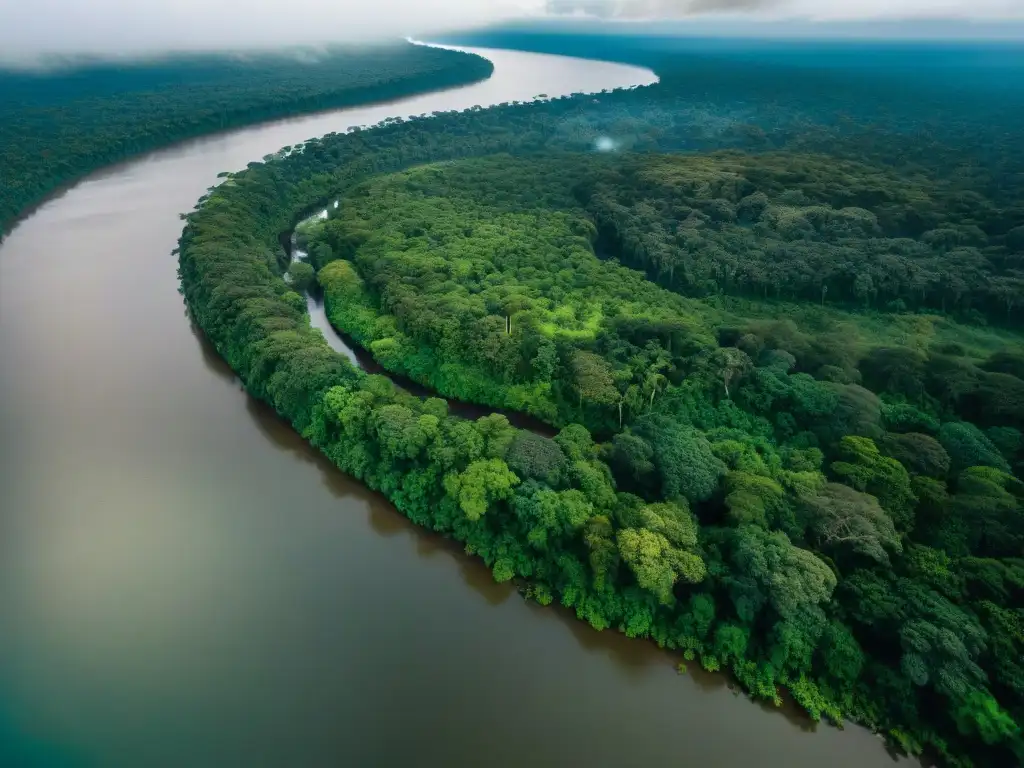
[952,467,1024,557]
[633,415,725,503]
[953,691,1019,746]
[579,150,1024,328]
[830,436,917,532]
[0,42,493,235]
[444,458,520,521]
[713,623,750,665]
[802,482,902,565]
[176,39,1024,765]
[818,620,865,692]
[789,675,842,724]
[287,261,315,292]
[882,400,940,435]
[723,470,787,528]
[505,432,568,486]
[880,432,951,478]
[939,422,1012,474]
[616,501,706,604]
[731,526,837,621]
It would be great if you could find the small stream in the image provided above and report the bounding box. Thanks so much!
[290,219,557,435]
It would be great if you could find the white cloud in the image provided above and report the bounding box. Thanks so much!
[792,0,1023,19]
[0,0,1019,60]
[542,0,1023,19]
[0,1,539,59]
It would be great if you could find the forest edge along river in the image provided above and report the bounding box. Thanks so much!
[289,206,558,435]
[0,41,908,767]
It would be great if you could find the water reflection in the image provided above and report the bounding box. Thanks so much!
[189,321,236,384]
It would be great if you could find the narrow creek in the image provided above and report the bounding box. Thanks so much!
[290,217,558,435]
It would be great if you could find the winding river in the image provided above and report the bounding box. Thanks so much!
[0,44,906,767]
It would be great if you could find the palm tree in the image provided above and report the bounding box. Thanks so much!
[616,384,642,429]
[643,371,667,411]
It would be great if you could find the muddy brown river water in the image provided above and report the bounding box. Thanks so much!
[0,43,906,767]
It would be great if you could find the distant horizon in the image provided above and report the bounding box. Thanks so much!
[1,1,1023,65]
[9,17,1024,70]
[474,15,1024,41]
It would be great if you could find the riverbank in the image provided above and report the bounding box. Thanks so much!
[291,215,558,434]
[1,41,906,768]
[0,42,494,238]
[176,37,946,763]
[176,28,1024,763]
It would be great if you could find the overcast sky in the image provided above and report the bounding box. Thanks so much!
[1,0,1021,61]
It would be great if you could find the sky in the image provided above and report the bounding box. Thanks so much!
[0,0,1021,61]
[553,0,1024,17]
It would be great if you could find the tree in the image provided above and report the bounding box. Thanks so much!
[505,432,567,486]
[287,260,316,292]
[554,424,596,462]
[898,581,988,700]
[901,544,963,601]
[879,432,951,478]
[616,383,642,428]
[713,623,750,665]
[731,526,837,621]
[532,339,558,381]
[616,506,707,605]
[514,484,594,550]
[823,384,883,442]
[608,432,656,488]
[372,403,436,461]
[676,592,717,642]
[643,370,668,410]
[986,426,1022,460]
[817,620,865,692]
[859,347,927,399]
[910,475,961,552]
[712,347,752,399]
[881,401,940,434]
[953,690,1019,746]
[635,415,725,503]
[723,470,789,529]
[983,350,1024,380]
[802,482,902,565]
[831,436,917,532]
[584,514,619,590]
[900,616,986,698]
[443,458,520,521]
[939,421,1011,473]
[951,466,1024,557]
[428,419,485,472]
[475,413,517,460]
[571,350,618,409]
[280,290,306,314]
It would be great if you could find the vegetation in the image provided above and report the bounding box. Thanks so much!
[179,32,1024,768]
[0,42,492,235]
[312,153,1024,431]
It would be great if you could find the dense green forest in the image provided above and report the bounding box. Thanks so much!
[0,42,492,236]
[178,31,1024,768]
[311,152,1024,430]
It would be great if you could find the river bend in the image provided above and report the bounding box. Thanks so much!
[0,44,904,767]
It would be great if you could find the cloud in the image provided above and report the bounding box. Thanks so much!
[546,0,779,17]
[1,0,1020,61]
[0,0,539,61]
[544,0,1024,19]
[796,0,1024,20]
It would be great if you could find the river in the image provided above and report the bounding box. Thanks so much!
[0,44,905,767]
